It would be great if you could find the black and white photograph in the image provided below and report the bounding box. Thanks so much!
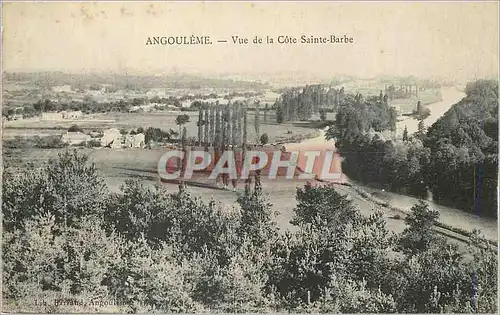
[1,1,498,313]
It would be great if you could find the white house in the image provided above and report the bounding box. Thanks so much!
[133,133,146,148]
[124,133,146,148]
[101,128,123,147]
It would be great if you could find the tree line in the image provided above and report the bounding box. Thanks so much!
[2,93,262,119]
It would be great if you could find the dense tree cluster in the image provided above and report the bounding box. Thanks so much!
[2,97,179,117]
[327,92,397,144]
[2,105,38,119]
[275,85,344,123]
[143,127,176,145]
[2,151,496,313]
[3,135,68,151]
[327,90,427,195]
[1,99,133,117]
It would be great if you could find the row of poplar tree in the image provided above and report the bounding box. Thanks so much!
[193,101,269,187]
[195,100,271,149]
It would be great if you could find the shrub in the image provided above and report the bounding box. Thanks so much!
[68,125,83,133]
[2,150,107,232]
[105,238,201,313]
[35,135,68,149]
[292,182,359,227]
[236,178,278,248]
[3,136,68,149]
[387,241,469,313]
[259,133,269,145]
[397,201,442,255]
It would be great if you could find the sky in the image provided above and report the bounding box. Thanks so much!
[2,2,499,82]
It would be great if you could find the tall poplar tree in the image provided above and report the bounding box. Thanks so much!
[263,104,268,123]
[403,125,409,142]
[215,104,222,150]
[235,103,242,146]
[197,107,203,147]
[242,103,248,160]
[203,107,209,150]
[254,101,261,142]
[209,106,215,146]
[231,106,237,146]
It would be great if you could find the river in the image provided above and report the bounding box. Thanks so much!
[396,87,466,136]
[283,87,497,241]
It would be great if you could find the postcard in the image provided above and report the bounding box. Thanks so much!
[1,2,498,313]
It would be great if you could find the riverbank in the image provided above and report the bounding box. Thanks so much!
[335,181,497,246]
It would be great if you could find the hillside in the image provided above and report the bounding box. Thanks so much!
[423,79,498,217]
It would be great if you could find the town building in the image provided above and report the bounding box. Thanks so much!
[124,133,146,148]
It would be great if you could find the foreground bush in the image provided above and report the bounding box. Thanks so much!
[2,151,497,313]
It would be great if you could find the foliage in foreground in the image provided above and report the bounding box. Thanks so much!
[2,151,497,313]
